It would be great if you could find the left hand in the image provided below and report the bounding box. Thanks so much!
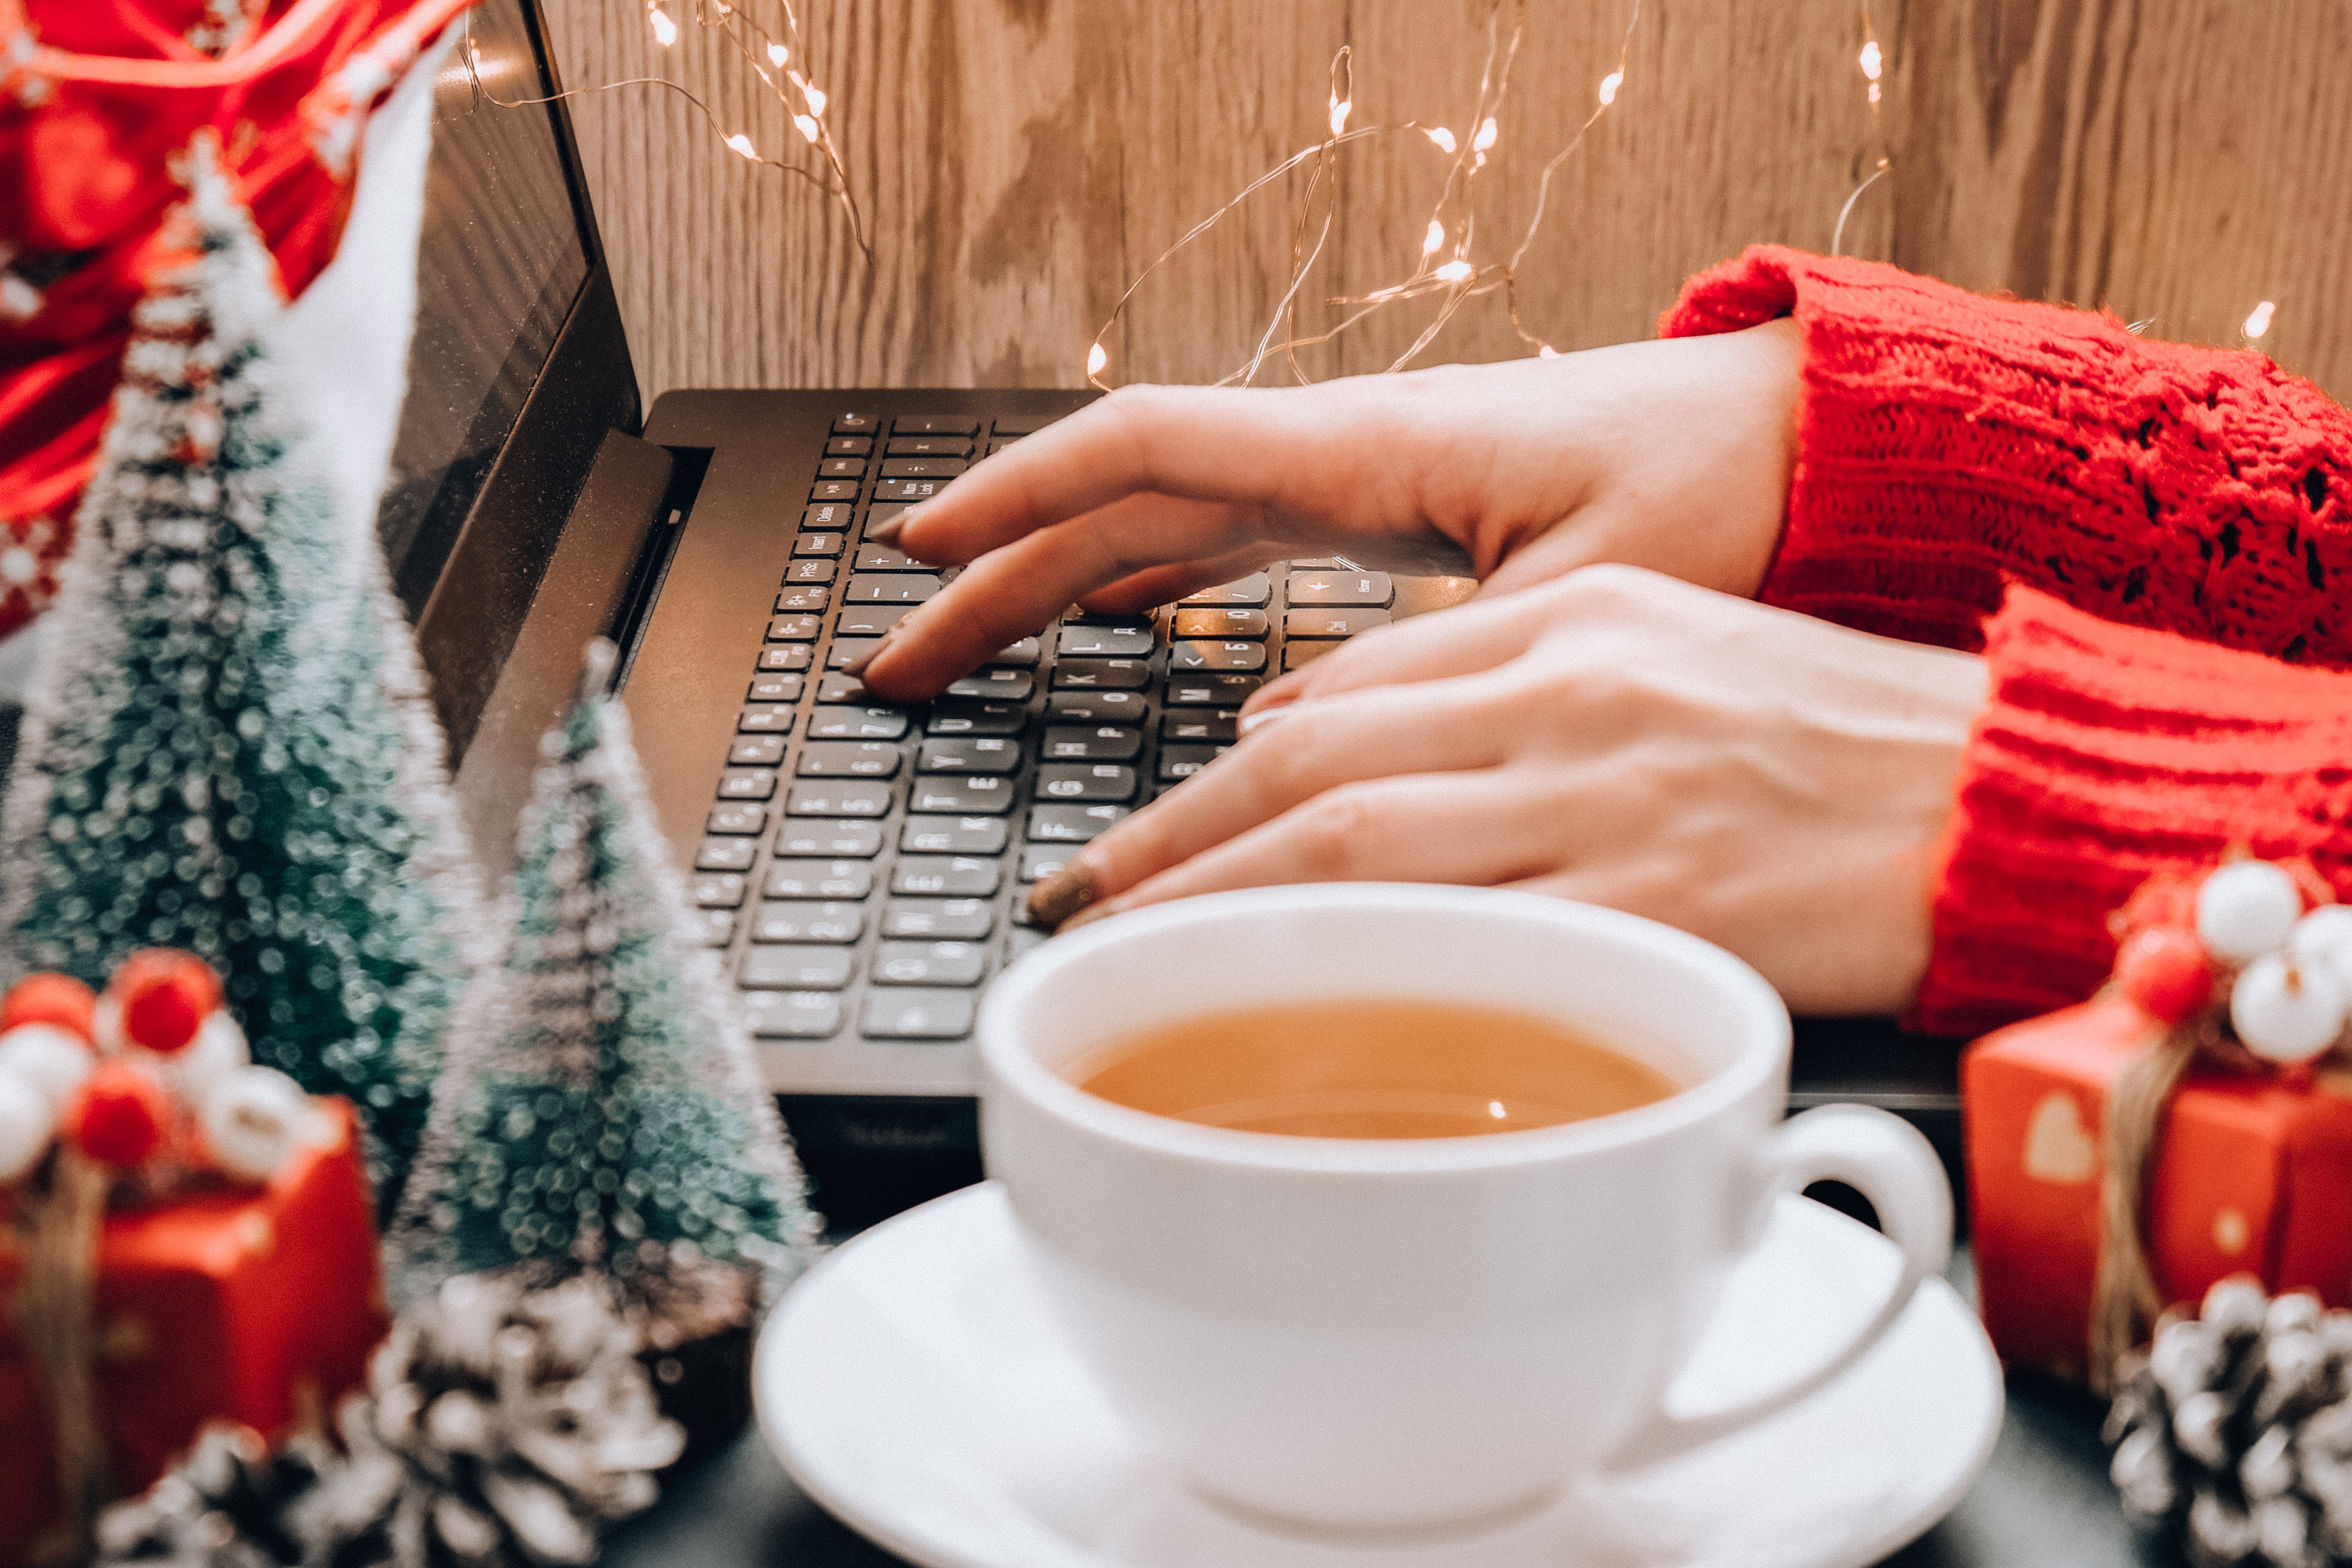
[1031,565,1991,1016]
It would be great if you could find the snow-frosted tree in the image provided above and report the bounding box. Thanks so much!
[396,640,818,1302]
[0,138,482,1207]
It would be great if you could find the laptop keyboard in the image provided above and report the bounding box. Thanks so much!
[692,409,1398,1051]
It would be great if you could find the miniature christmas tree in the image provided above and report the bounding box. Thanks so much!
[0,138,482,1204]
[396,640,818,1304]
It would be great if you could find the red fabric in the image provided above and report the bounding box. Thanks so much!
[1662,247,2352,1034]
[0,0,467,639]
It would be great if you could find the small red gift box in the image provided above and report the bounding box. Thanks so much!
[0,1100,387,1566]
[1964,996,2352,1383]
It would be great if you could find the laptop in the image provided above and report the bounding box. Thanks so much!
[388,0,1965,1206]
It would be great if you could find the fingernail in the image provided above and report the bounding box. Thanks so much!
[1027,859,1100,930]
[1238,706,1293,737]
[1056,893,1132,935]
[840,625,899,677]
[866,508,913,544]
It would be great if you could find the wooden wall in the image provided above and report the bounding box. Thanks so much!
[537,0,2352,406]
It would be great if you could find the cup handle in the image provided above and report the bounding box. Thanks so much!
[1610,1104,1953,1469]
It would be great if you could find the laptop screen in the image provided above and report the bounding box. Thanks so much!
[375,0,594,617]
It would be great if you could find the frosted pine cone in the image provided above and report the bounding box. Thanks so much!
[94,1424,340,1568]
[2107,1277,2352,1568]
[307,1272,685,1567]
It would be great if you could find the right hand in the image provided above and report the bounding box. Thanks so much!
[856,319,1803,700]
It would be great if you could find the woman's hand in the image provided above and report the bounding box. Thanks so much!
[1029,565,1991,1016]
[855,321,1802,700]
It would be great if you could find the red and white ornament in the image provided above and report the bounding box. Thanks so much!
[197,1066,323,1182]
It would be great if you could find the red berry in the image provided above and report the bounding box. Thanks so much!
[110,949,223,1055]
[0,973,97,1042]
[69,1062,171,1167]
[2117,926,2215,1025]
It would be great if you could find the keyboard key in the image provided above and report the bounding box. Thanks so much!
[891,856,1002,896]
[873,478,952,503]
[765,859,876,899]
[828,638,881,670]
[752,901,865,943]
[785,559,838,584]
[1286,607,1392,638]
[986,438,1020,458]
[739,704,796,734]
[707,802,767,835]
[694,873,747,908]
[741,990,844,1037]
[1287,557,1350,570]
[718,768,777,800]
[1043,725,1141,761]
[809,705,910,740]
[801,502,855,531]
[776,585,833,612]
[862,504,914,538]
[991,412,1061,436]
[1181,573,1271,607]
[1052,658,1151,691]
[837,602,914,637]
[846,573,941,603]
[778,819,884,857]
[887,434,973,457]
[852,542,928,571]
[818,457,865,479]
[694,909,737,948]
[831,412,880,434]
[1019,844,1076,882]
[797,740,901,778]
[697,837,758,872]
[1008,927,1051,961]
[1170,640,1267,673]
[881,457,967,479]
[794,532,848,557]
[786,779,893,816]
[758,645,813,673]
[825,435,873,457]
[749,673,805,704]
[768,614,821,641]
[1159,744,1228,780]
[882,899,995,940]
[815,673,871,704]
[989,637,1041,668]
[892,414,981,436]
[901,816,1010,854]
[1283,640,1342,673]
[911,776,1018,814]
[927,698,1028,735]
[946,671,1034,701]
[1167,674,1261,706]
[809,480,860,502]
[1161,710,1240,742]
[1037,764,1137,802]
[1058,625,1155,658]
[872,941,987,986]
[1173,607,1270,639]
[743,947,855,989]
[729,734,785,766]
[862,989,977,1040]
[1028,803,1129,841]
[1046,690,1147,724]
[1287,570,1394,607]
[918,736,1023,774]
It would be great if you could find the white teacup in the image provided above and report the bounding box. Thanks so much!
[978,884,1952,1533]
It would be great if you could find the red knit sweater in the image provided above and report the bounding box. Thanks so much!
[1661,247,2352,1036]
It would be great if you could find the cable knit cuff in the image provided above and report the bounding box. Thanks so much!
[1916,585,2352,1037]
[1661,245,2352,667]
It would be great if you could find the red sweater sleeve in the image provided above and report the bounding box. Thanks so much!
[1660,245,2352,669]
[1916,588,2352,1037]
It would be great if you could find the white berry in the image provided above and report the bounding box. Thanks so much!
[2198,862,2306,964]
[0,1071,55,1183]
[197,1066,314,1182]
[2290,907,2352,992]
[0,1024,94,1111]
[175,1011,250,1104]
[2231,953,2349,1063]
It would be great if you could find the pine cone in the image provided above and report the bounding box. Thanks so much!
[2107,1277,2352,1567]
[310,1272,686,1567]
[93,1423,341,1568]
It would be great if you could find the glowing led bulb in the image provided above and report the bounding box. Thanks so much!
[793,114,820,142]
[726,133,758,160]
[1472,116,1499,153]
[1086,342,1109,377]
[802,82,827,117]
[1859,40,1882,80]
[767,42,788,67]
[1329,97,1352,137]
[2245,300,2277,340]
[1425,126,1457,154]
[1597,70,1622,106]
[1434,259,1473,283]
[1422,219,1446,256]
[647,5,677,46]
[1538,344,1561,358]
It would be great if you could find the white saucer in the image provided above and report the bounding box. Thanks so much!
[755,1183,2003,1568]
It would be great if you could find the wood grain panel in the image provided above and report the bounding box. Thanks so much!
[540,0,2352,405]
